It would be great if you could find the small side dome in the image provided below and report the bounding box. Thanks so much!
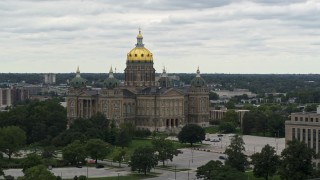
[104,66,119,89]
[190,67,206,87]
[70,67,87,88]
[158,67,172,88]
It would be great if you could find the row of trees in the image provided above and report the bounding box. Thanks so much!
[0,99,67,145]
[196,135,317,180]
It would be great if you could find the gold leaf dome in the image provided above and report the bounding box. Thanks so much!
[127,30,153,62]
[127,47,153,62]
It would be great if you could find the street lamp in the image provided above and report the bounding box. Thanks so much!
[191,148,194,163]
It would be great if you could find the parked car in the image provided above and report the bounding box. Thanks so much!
[96,164,104,168]
[204,138,211,141]
[219,156,226,160]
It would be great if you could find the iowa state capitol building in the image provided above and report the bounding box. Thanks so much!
[66,31,209,132]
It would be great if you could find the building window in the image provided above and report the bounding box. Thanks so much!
[308,129,311,148]
[317,118,319,122]
[303,129,306,142]
[318,130,320,154]
[295,117,298,121]
[297,128,301,140]
[300,117,303,121]
[313,129,316,150]
[311,118,314,122]
[292,128,296,140]
[306,118,308,122]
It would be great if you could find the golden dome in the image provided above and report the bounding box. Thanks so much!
[127,29,153,62]
[127,47,153,62]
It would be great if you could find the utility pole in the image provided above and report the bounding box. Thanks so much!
[175,165,177,180]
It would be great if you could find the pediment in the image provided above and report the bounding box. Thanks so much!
[162,88,184,97]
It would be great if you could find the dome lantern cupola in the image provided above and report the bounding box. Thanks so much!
[136,28,144,47]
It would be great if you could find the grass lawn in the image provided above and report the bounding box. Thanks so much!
[204,126,219,134]
[245,171,281,180]
[65,173,157,180]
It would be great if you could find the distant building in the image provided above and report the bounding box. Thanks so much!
[213,89,256,99]
[0,88,11,108]
[209,108,249,125]
[285,106,320,155]
[44,73,56,84]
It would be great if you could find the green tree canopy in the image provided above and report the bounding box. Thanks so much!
[223,110,239,126]
[209,92,219,100]
[112,147,127,167]
[18,165,56,180]
[129,146,158,175]
[85,139,111,164]
[251,144,279,180]
[279,140,314,180]
[177,124,205,146]
[62,140,87,166]
[115,129,132,148]
[224,135,248,172]
[0,99,67,145]
[152,137,181,166]
[196,160,246,180]
[22,153,43,172]
[0,126,26,160]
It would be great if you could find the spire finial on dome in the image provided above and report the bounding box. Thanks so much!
[109,66,114,78]
[76,66,81,77]
[162,66,167,77]
[136,28,144,47]
[196,66,201,77]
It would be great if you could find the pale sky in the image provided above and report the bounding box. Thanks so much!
[1,0,320,74]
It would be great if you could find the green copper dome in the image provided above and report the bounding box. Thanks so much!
[104,66,119,89]
[70,67,87,88]
[191,67,206,87]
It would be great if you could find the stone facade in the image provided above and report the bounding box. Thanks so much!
[66,31,209,132]
[285,110,320,154]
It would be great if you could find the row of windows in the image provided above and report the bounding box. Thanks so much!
[294,116,319,122]
[292,128,320,152]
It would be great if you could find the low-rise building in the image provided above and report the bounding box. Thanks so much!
[285,107,320,155]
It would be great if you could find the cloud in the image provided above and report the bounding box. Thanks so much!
[0,0,319,74]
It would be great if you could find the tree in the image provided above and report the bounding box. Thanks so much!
[279,140,314,180]
[41,146,56,159]
[251,144,279,180]
[177,124,205,146]
[129,146,158,175]
[152,137,181,166]
[224,135,248,172]
[22,153,43,172]
[85,139,111,164]
[223,110,239,126]
[0,126,26,160]
[218,122,236,133]
[112,147,127,167]
[209,92,219,100]
[196,160,246,180]
[0,153,4,177]
[18,165,56,180]
[62,140,87,166]
[115,129,132,148]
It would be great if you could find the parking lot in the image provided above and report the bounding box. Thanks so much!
[204,133,285,155]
